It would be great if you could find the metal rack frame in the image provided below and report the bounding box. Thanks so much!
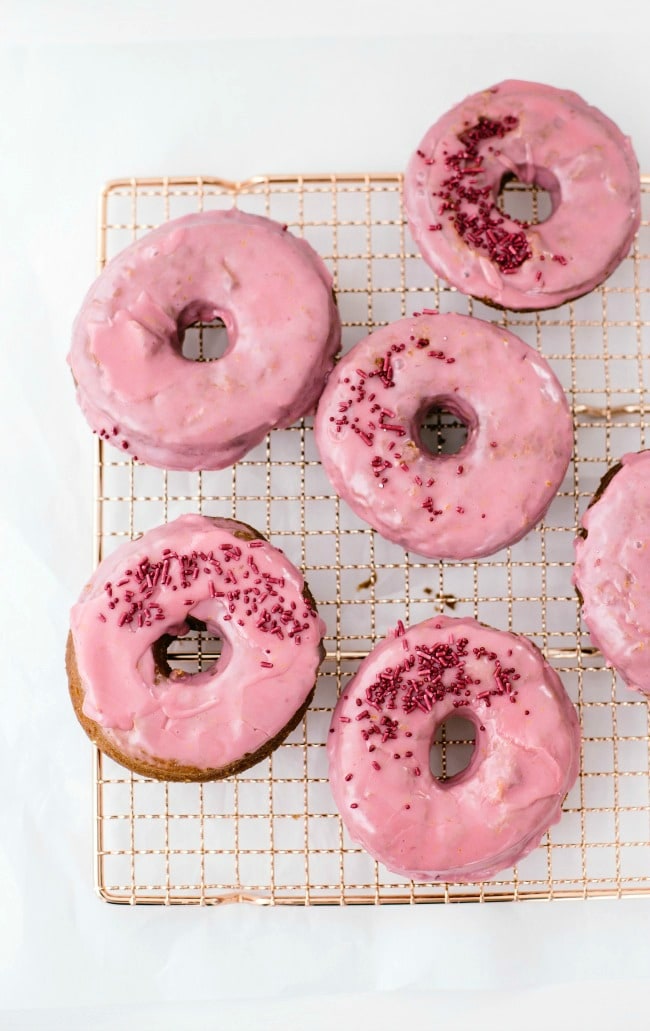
[92,173,650,904]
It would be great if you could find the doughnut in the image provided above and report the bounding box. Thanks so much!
[68,209,341,470]
[328,615,580,882]
[404,80,641,311]
[314,312,572,560]
[66,514,326,780]
[574,451,650,695]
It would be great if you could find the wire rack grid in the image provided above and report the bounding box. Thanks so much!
[91,171,650,905]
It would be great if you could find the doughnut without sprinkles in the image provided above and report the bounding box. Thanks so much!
[68,209,341,470]
[67,514,326,781]
[314,312,572,560]
[404,80,640,311]
[327,616,580,882]
[574,451,650,696]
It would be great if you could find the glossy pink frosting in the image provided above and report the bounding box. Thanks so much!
[314,313,572,559]
[328,616,580,882]
[404,80,640,311]
[69,515,326,771]
[574,451,650,694]
[68,210,341,470]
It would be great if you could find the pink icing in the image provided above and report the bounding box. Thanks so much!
[69,515,326,771]
[574,451,650,694]
[327,616,580,882]
[404,80,640,311]
[314,313,572,559]
[68,210,341,470]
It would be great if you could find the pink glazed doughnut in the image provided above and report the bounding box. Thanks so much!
[67,514,326,780]
[574,451,650,695]
[328,616,580,882]
[314,313,572,560]
[404,80,640,311]
[68,210,341,470]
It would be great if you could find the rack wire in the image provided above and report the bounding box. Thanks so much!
[92,172,650,904]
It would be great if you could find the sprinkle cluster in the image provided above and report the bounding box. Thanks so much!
[419,113,565,276]
[338,625,525,787]
[99,538,317,662]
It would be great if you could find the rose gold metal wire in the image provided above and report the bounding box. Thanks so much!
[92,173,650,904]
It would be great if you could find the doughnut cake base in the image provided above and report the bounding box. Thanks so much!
[68,514,326,782]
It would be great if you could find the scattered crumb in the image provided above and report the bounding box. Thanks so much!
[357,571,377,591]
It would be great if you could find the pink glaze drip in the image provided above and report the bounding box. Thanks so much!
[404,80,640,311]
[327,616,580,882]
[574,451,650,695]
[70,515,325,770]
[314,313,572,560]
[68,210,341,470]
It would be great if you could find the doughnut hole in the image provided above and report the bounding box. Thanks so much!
[153,616,228,682]
[178,301,232,362]
[430,715,477,785]
[499,170,559,226]
[416,397,474,457]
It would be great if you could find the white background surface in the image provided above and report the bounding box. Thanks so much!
[2,3,650,1028]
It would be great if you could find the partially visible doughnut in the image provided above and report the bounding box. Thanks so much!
[67,514,326,780]
[574,451,650,695]
[404,80,640,311]
[327,615,580,882]
[68,210,341,470]
[314,312,572,560]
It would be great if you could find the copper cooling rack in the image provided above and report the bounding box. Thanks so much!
[92,173,650,904]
